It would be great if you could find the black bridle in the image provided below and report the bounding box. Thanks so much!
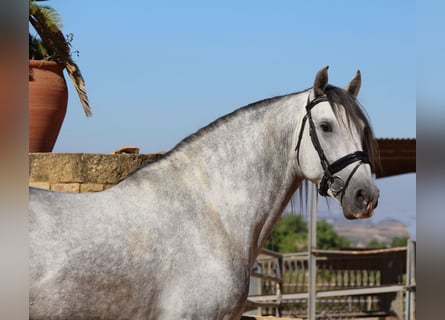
[295,94,370,201]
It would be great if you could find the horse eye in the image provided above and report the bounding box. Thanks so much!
[320,122,333,132]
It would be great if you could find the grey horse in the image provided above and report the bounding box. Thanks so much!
[30,67,379,319]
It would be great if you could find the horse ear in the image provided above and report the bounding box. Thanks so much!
[313,66,329,97]
[345,70,361,98]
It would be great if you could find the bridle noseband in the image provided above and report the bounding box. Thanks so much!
[295,94,370,201]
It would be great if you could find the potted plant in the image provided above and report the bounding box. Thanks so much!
[29,0,91,152]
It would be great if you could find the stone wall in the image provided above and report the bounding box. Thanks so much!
[29,152,165,192]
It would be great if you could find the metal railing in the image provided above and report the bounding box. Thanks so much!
[246,241,416,319]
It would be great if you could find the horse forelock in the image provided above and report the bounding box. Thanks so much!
[324,85,380,172]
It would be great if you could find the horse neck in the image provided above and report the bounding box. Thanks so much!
[162,93,307,263]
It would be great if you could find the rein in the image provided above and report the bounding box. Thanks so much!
[295,94,370,202]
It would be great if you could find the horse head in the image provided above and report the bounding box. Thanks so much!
[296,66,379,219]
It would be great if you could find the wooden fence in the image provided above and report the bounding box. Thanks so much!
[245,241,416,319]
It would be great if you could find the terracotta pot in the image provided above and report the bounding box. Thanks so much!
[29,60,68,152]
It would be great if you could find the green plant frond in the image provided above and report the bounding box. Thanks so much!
[29,1,63,32]
[29,15,70,61]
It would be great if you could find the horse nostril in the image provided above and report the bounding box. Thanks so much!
[355,189,369,208]
[356,189,366,201]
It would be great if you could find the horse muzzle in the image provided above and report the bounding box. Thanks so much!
[341,183,379,219]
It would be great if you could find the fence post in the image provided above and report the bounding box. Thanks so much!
[405,239,416,320]
[275,254,283,317]
[308,183,318,319]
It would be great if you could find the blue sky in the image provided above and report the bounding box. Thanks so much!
[44,1,416,238]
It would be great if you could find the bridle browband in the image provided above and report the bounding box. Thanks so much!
[295,94,370,201]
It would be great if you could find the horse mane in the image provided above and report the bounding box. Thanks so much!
[120,94,295,182]
[162,93,295,159]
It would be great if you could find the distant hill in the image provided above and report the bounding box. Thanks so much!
[325,217,409,247]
